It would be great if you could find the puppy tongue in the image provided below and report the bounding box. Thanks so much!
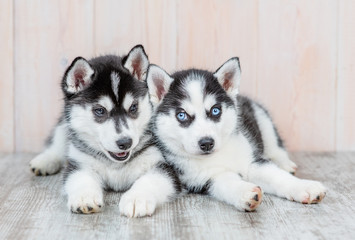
[116,152,127,157]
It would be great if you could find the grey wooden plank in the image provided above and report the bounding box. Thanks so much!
[0,153,354,240]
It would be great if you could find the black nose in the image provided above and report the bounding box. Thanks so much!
[198,137,215,152]
[116,138,132,150]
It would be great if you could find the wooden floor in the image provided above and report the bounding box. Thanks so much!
[0,153,354,240]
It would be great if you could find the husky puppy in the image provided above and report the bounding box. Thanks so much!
[29,45,180,217]
[146,58,326,211]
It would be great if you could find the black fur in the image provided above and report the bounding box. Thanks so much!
[237,95,264,158]
[156,162,182,193]
[253,157,271,165]
[63,159,80,183]
[184,180,211,194]
[157,69,234,117]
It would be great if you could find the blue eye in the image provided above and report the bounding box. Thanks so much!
[94,107,107,117]
[129,103,138,113]
[211,107,221,116]
[177,112,187,121]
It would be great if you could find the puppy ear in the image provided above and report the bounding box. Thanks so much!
[63,57,94,94]
[214,57,241,96]
[123,45,149,81]
[146,65,174,106]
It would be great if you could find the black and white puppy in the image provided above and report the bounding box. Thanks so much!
[30,45,180,217]
[146,58,326,211]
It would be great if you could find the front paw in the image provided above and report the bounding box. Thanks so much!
[68,192,104,214]
[240,186,263,212]
[30,151,62,176]
[119,191,156,218]
[287,180,326,204]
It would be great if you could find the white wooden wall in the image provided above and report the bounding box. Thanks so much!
[0,0,354,153]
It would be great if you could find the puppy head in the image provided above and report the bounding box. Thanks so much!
[147,58,241,158]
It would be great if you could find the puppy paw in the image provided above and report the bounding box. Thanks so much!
[30,151,62,176]
[279,160,298,175]
[119,191,156,218]
[287,180,326,204]
[233,183,263,212]
[269,150,298,174]
[68,192,103,214]
[242,186,263,212]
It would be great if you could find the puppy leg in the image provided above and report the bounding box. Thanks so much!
[247,160,326,204]
[64,170,104,214]
[266,148,297,175]
[208,172,263,212]
[30,121,67,176]
[119,165,178,218]
[253,103,297,174]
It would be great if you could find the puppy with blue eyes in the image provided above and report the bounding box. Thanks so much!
[147,58,326,211]
[29,45,180,217]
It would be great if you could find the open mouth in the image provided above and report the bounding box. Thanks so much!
[108,151,130,161]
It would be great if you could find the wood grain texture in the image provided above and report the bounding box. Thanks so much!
[94,0,178,72]
[0,0,14,152]
[0,152,354,239]
[336,0,355,151]
[257,0,338,151]
[1,0,355,152]
[176,0,258,97]
[14,0,94,152]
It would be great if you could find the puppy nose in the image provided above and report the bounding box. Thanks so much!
[198,137,215,152]
[116,138,132,150]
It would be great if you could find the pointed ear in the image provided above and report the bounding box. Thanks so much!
[214,57,241,96]
[123,45,149,81]
[63,57,94,94]
[146,65,174,106]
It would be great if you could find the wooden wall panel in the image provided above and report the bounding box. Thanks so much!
[0,0,14,152]
[176,0,258,97]
[94,0,177,72]
[337,0,355,151]
[1,0,355,152]
[257,0,338,151]
[14,0,94,152]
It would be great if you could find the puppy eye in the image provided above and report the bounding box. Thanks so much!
[211,106,221,116]
[94,107,107,117]
[129,103,138,113]
[176,112,188,122]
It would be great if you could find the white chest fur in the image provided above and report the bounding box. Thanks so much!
[68,144,163,191]
[175,133,254,186]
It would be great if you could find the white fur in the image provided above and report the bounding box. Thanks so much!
[65,143,174,216]
[209,172,262,211]
[69,94,152,163]
[67,144,163,191]
[65,169,104,213]
[247,163,326,203]
[168,133,254,188]
[98,96,114,112]
[111,72,120,102]
[29,122,67,175]
[155,78,237,157]
[119,170,175,217]
[122,92,134,112]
